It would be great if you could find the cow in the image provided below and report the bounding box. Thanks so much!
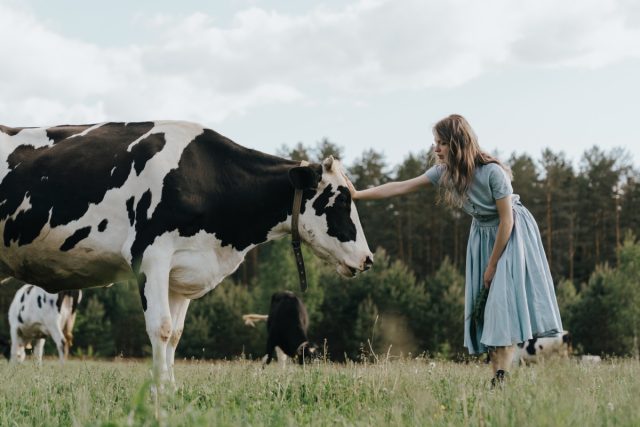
[7,284,82,363]
[243,291,320,365]
[0,121,372,384]
[515,331,572,365]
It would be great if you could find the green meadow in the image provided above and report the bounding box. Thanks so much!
[1,357,638,426]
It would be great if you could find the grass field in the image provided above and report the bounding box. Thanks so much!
[1,357,639,426]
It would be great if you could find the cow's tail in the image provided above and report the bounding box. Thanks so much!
[242,314,268,327]
[0,277,24,286]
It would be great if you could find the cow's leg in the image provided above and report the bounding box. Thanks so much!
[166,290,190,386]
[275,346,288,368]
[263,336,276,366]
[48,325,67,363]
[33,338,45,364]
[137,257,173,386]
[10,331,26,363]
[63,313,77,357]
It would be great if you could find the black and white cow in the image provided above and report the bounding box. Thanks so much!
[0,121,372,383]
[516,331,572,365]
[8,284,82,363]
[243,291,320,365]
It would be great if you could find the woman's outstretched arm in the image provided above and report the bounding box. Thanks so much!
[346,174,431,200]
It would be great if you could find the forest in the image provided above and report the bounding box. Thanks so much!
[1,140,639,361]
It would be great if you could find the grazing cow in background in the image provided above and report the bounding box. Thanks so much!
[7,284,82,363]
[516,331,572,365]
[0,337,10,360]
[0,121,372,384]
[243,291,320,365]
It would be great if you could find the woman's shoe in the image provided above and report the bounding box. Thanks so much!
[490,369,507,389]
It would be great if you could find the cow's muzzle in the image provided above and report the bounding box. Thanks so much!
[337,255,374,278]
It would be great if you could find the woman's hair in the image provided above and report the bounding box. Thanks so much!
[432,114,512,208]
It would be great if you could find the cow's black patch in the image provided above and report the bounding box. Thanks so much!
[312,185,356,242]
[17,313,23,323]
[138,274,147,311]
[312,185,332,213]
[20,292,25,303]
[126,197,135,226]
[135,190,152,228]
[128,129,315,269]
[50,299,54,307]
[131,133,166,175]
[60,226,91,251]
[46,125,95,144]
[37,295,42,308]
[98,219,108,232]
[0,122,164,247]
[26,285,33,294]
[0,125,24,136]
[526,338,538,355]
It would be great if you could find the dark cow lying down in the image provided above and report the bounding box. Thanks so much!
[0,121,372,383]
[243,291,320,365]
[516,331,572,365]
[7,283,82,363]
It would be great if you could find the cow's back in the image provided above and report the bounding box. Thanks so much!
[0,121,206,290]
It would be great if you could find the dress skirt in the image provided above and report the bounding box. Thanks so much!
[464,199,563,354]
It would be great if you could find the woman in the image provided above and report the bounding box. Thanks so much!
[346,114,563,385]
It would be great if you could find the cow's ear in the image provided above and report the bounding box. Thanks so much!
[289,166,318,190]
[322,155,334,172]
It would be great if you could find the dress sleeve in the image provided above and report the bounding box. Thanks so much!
[488,164,513,200]
[425,164,445,186]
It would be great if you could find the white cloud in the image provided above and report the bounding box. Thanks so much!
[0,0,639,126]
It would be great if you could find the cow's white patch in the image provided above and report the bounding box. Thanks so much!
[0,128,53,181]
[67,123,105,139]
[167,229,253,299]
[10,195,32,220]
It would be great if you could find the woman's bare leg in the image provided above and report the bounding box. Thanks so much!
[489,345,516,379]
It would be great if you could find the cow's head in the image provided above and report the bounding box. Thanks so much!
[289,156,373,278]
[296,341,322,365]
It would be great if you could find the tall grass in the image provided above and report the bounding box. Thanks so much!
[1,357,638,426]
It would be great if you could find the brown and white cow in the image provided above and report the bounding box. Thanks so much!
[0,121,372,384]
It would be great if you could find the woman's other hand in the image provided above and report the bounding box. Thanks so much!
[483,264,496,289]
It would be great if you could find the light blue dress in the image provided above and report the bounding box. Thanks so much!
[426,163,563,354]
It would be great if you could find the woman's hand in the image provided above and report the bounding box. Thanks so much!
[342,172,358,199]
[483,263,496,289]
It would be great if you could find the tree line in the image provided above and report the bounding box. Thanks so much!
[1,141,638,360]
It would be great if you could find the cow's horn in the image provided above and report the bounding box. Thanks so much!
[322,155,334,171]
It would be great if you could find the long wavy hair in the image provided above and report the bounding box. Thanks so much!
[432,114,512,208]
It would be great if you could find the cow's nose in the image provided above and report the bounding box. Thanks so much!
[363,255,373,271]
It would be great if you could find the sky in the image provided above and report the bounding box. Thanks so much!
[1,0,639,170]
